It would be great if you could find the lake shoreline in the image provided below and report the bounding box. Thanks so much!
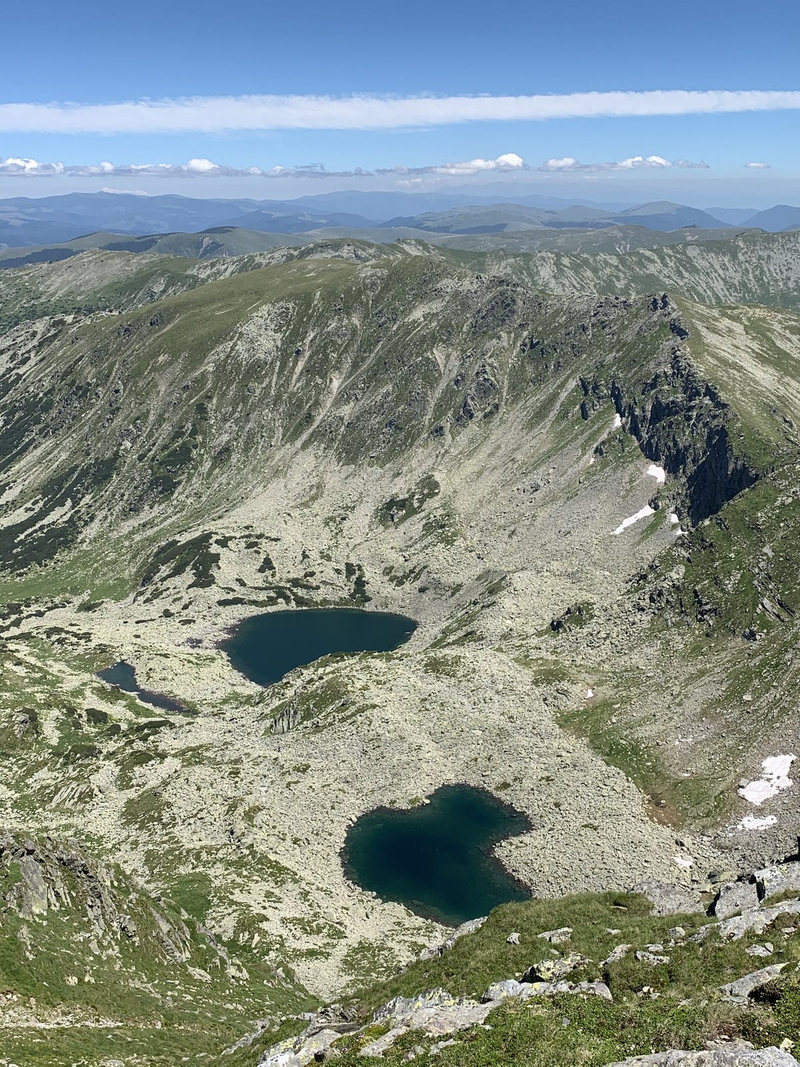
[340,782,534,928]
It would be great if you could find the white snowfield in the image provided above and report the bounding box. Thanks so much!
[646,463,666,484]
[739,754,796,806]
[612,413,622,429]
[612,504,655,536]
[738,814,778,831]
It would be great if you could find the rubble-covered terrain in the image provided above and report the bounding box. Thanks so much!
[0,232,799,1062]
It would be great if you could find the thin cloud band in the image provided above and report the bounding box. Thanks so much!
[1,89,799,134]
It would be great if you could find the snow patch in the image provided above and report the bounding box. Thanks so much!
[673,855,694,870]
[739,754,795,806]
[585,688,594,699]
[646,463,666,485]
[612,505,655,536]
[738,814,778,831]
[611,413,622,429]
[669,513,685,535]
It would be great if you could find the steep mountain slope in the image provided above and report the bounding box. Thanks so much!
[487,230,800,310]
[0,830,311,1065]
[1,240,800,1061]
[239,878,800,1067]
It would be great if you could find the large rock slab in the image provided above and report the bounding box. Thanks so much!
[632,881,703,916]
[713,880,760,920]
[720,963,788,1001]
[754,862,800,902]
[372,988,494,1037]
[603,1047,800,1066]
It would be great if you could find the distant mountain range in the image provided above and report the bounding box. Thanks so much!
[0,190,798,253]
[0,219,761,271]
[379,200,736,235]
[743,204,800,232]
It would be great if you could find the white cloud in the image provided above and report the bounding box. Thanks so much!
[540,156,580,171]
[0,152,528,180]
[539,154,708,172]
[431,152,525,175]
[744,160,772,168]
[1,90,800,133]
[386,152,525,177]
[0,152,713,181]
[184,157,218,173]
[0,156,65,174]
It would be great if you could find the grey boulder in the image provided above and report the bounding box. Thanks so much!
[603,1050,799,1066]
[754,863,800,902]
[632,881,703,916]
[720,963,788,1001]
[713,880,760,920]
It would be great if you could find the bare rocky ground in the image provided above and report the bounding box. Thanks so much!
[0,239,798,1035]
[0,418,738,998]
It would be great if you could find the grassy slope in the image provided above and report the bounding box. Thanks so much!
[229,891,800,1067]
[0,831,315,1067]
[484,230,800,311]
[1,240,800,1062]
[0,226,311,270]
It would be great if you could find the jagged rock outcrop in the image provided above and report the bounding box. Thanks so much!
[418,915,487,959]
[0,829,194,960]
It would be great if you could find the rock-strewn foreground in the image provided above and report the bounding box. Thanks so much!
[0,234,799,1063]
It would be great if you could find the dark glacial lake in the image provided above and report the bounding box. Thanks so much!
[97,661,186,712]
[221,608,417,687]
[342,784,532,926]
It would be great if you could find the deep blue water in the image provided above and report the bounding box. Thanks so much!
[343,784,532,926]
[97,661,186,712]
[221,608,417,687]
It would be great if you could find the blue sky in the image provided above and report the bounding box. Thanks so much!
[1,0,799,204]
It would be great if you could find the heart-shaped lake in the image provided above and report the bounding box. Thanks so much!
[342,784,532,926]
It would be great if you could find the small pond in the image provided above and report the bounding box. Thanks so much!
[97,661,186,712]
[221,608,417,687]
[342,784,532,926]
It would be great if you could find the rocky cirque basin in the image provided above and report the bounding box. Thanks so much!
[0,238,798,1060]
